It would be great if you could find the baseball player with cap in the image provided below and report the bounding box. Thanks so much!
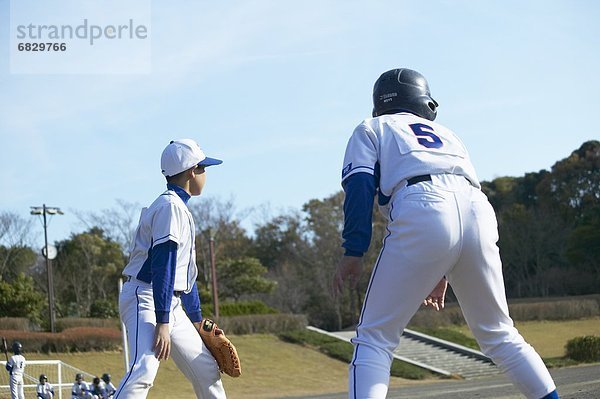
[333,68,559,399]
[5,341,25,399]
[116,139,226,398]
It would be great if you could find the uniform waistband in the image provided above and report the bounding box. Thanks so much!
[406,174,432,186]
[123,275,183,297]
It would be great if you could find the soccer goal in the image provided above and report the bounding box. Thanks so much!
[0,360,95,399]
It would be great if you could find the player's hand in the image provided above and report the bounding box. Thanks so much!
[193,321,223,336]
[333,255,363,298]
[153,323,171,360]
[423,277,448,311]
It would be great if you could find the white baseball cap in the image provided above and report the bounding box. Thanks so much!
[160,139,223,177]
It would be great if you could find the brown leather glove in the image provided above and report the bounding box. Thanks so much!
[198,319,241,377]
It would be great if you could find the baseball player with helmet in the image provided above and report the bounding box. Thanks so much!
[37,374,55,399]
[115,139,227,398]
[333,68,559,399]
[71,373,92,399]
[101,373,116,398]
[4,341,25,399]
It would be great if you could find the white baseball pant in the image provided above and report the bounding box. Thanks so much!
[349,174,556,399]
[115,280,226,399]
[9,375,24,399]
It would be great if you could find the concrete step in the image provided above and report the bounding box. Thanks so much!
[308,326,502,380]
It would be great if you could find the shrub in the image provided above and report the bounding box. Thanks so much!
[408,297,600,328]
[0,317,32,331]
[217,314,306,335]
[565,336,600,362]
[0,327,122,353]
[55,318,120,332]
[202,300,278,317]
[90,299,119,319]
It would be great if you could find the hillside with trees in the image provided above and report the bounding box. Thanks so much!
[0,140,597,331]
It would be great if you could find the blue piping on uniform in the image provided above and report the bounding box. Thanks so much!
[350,202,394,398]
[114,286,141,399]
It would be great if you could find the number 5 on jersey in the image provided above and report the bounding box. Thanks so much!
[410,123,443,149]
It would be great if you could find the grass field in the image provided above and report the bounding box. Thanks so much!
[449,317,600,358]
[24,318,599,398]
[27,334,419,399]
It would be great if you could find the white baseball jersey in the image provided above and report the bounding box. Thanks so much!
[71,381,90,399]
[342,112,481,194]
[7,354,25,378]
[37,382,54,398]
[123,189,198,292]
[341,112,556,399]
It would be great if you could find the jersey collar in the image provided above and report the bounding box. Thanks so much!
[166,183,191,205]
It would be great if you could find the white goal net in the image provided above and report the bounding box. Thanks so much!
[0,360,95,399]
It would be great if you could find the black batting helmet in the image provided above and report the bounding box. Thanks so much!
[39,374,48,383]
[101,373,111,383]
[12,341,22,355]
[372,68,438,121]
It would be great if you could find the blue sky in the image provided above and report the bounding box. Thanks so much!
[1,0,598,247]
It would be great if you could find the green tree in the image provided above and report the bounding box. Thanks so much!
[54,228,126,317]
[0,273,45,320]
[0,211,37,280]
[217,257,276,301]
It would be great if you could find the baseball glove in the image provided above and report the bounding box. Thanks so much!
[199,319,241,377]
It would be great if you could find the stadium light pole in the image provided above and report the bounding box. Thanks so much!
[31,204,64,333]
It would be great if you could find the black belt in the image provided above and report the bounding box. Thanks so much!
[124,276,184,297]
[407,174,432,186]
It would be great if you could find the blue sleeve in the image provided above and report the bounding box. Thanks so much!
[5,363,12,373]
[181,283,202,323]
[341,172,377,257]
[151,240,178,324]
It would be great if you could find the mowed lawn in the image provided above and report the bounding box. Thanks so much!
[449,317,600,358]
[28,334,419,399]
[25,318,599,398]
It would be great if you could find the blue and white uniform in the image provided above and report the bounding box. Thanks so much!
[116,183,225,399]
[37,381,54,399]
[5,354,25,399]
[341,112,557,399]
[71,380,91,399]
[103,381,116,398]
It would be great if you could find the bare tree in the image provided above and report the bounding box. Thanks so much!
[73,199,141,253]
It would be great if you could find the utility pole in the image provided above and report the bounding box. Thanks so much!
[208,230,219,319]
[31,204,63,333]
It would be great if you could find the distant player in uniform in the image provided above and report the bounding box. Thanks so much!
[36,374,55,399]
[101,373,116,398]
[90,376,107,399]
[115,139,226,399]
[71,373,91,399]
[333,68,559,399]
[5,341,25,399]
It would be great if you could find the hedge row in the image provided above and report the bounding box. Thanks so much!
[0,327,122,353]
[216,314,307,335]
[565,336,600,362]
[0,314,306,352]
[202,300,278,317]
[409,297,600,328]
